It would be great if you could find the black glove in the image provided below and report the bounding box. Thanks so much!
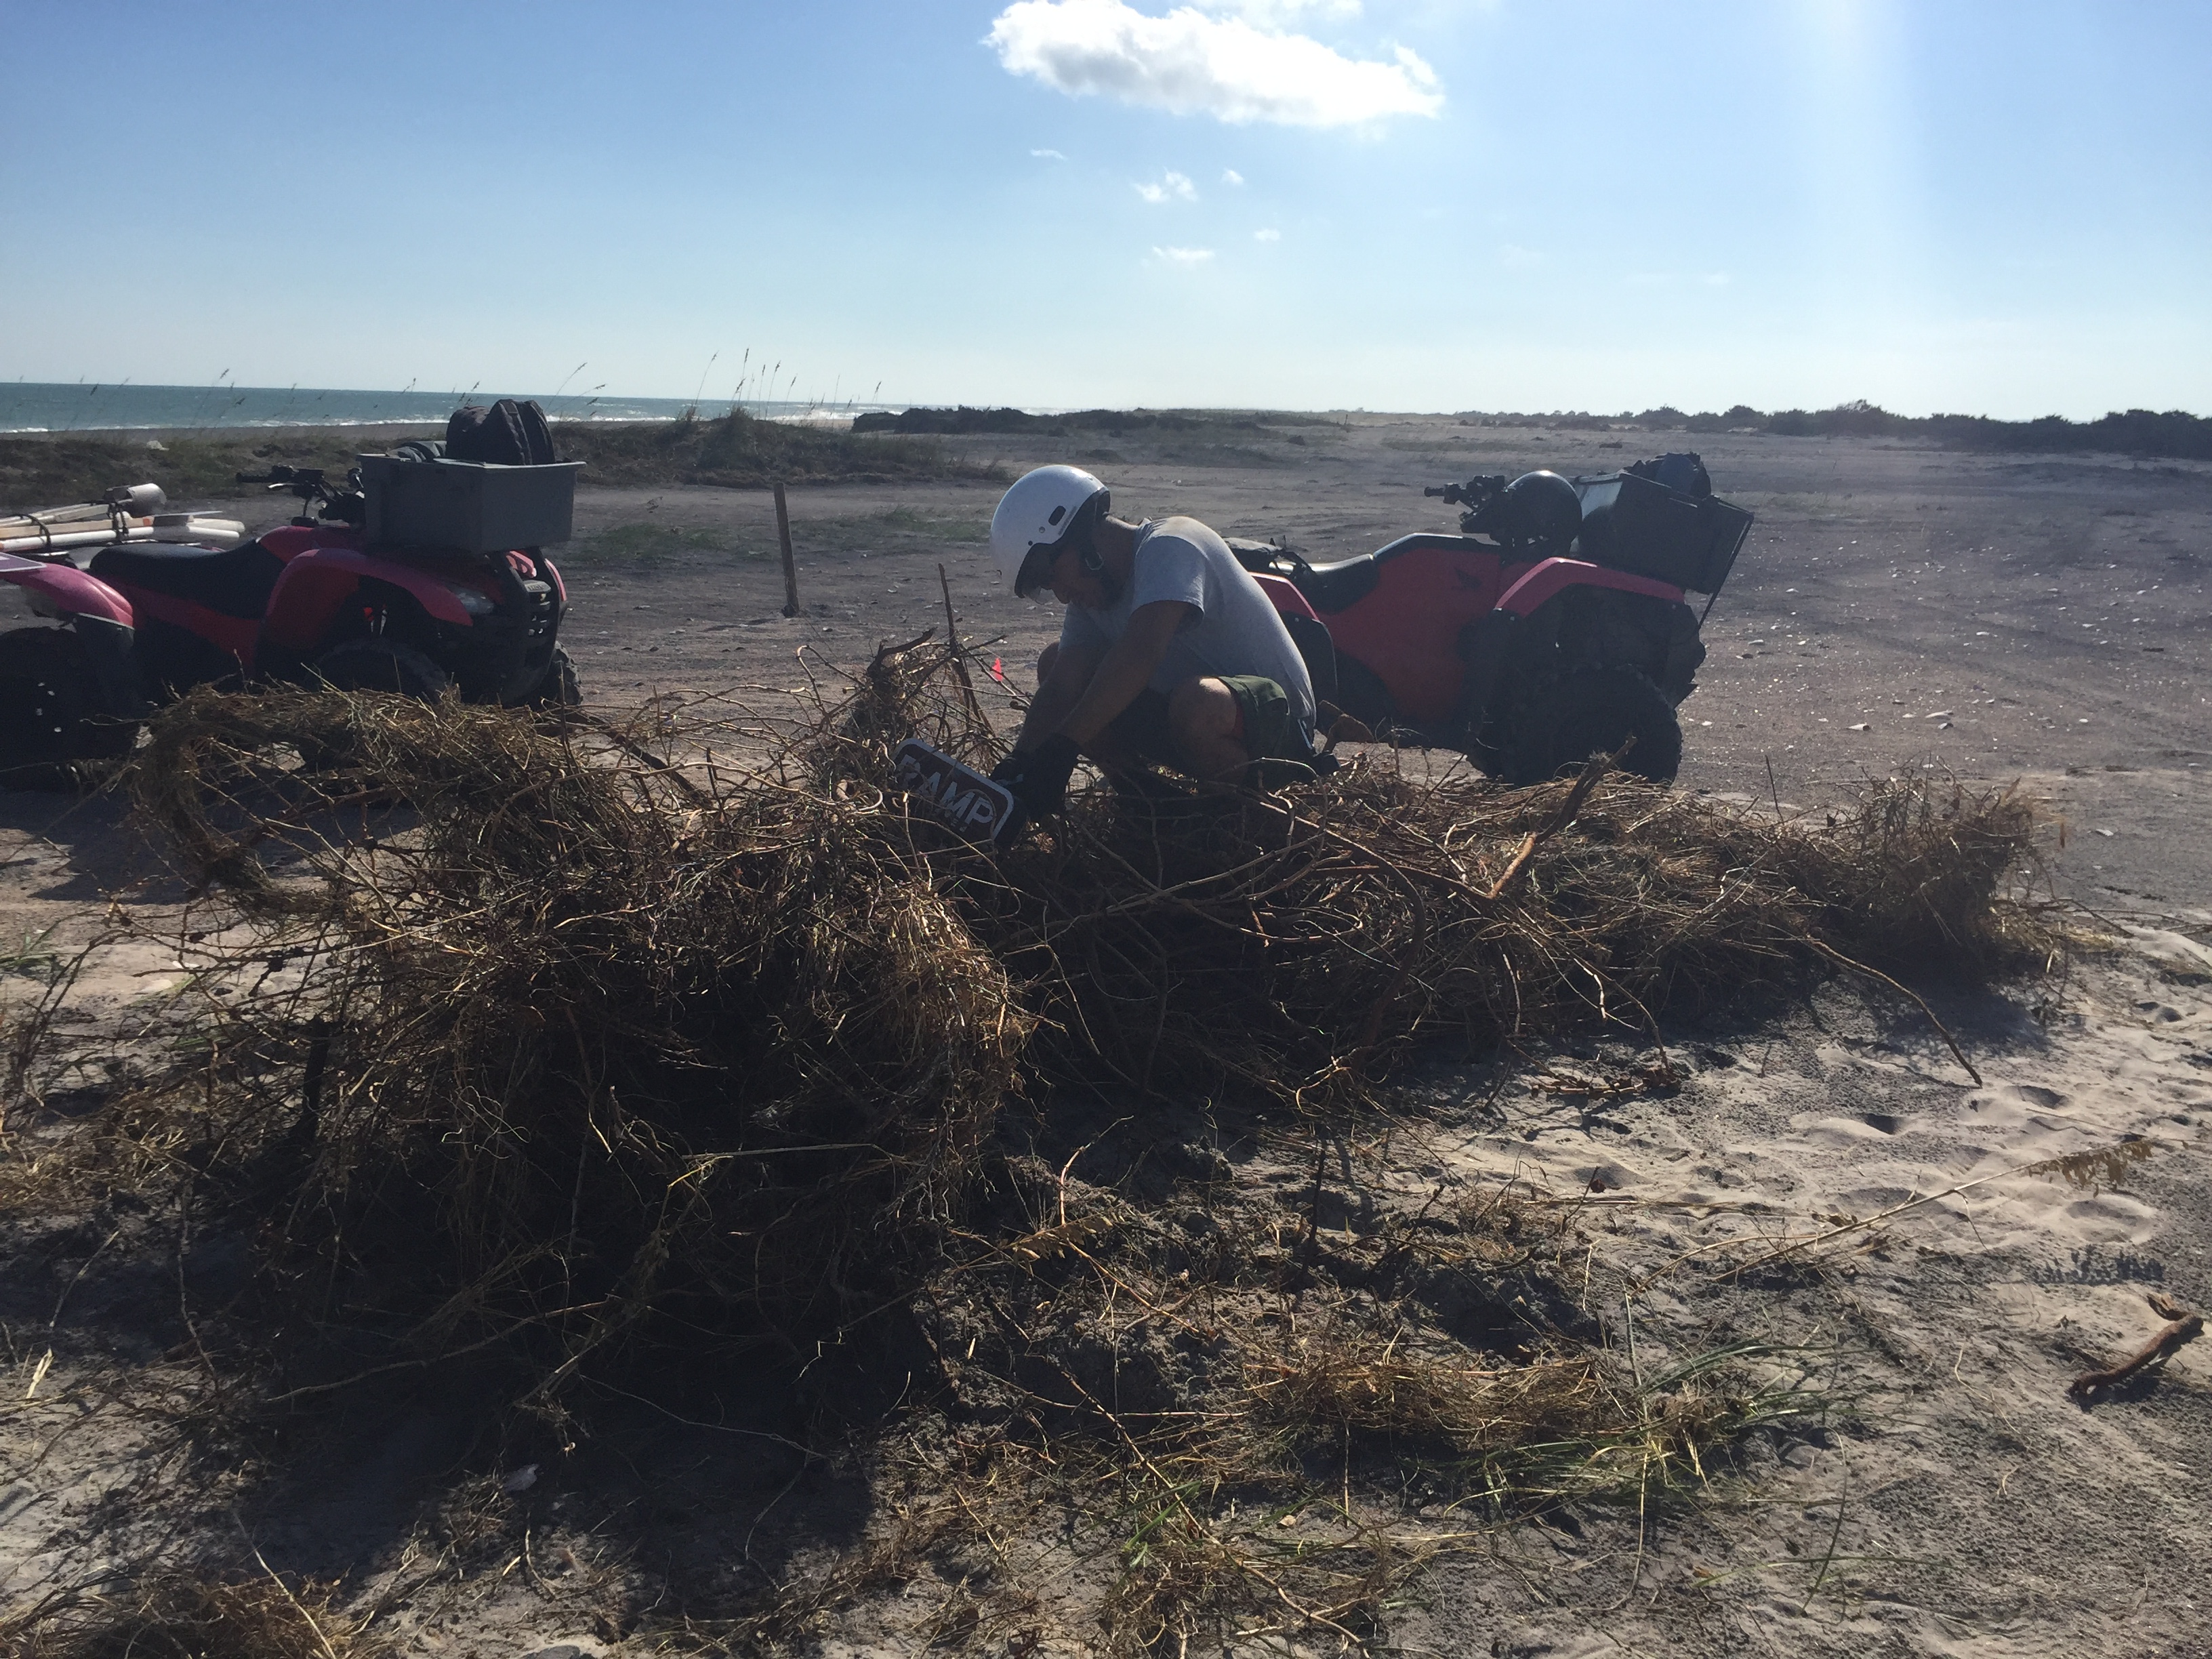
[991,734,1080,816]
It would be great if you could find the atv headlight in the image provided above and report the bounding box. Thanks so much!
[443,582,497,617]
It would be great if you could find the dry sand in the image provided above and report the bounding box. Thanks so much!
[2,416,2209,1656]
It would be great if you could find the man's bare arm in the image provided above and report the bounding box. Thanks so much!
[1058,601,1191,746]
[1017,637,1104,750]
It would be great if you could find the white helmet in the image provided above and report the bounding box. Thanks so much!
[989,465,1109,598]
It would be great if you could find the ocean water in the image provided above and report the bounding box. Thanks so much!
[0,382,893,434]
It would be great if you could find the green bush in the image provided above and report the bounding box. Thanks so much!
[0,411,1001,511]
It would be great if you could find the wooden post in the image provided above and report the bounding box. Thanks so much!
[774,480,798,617]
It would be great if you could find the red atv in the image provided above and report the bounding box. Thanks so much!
[1233,453,1750,783]
[0,461,579,779]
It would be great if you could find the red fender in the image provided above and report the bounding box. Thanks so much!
[1494,557,1683,619]
[260,546,477,655]
[259,524,359,561]
[1252,571,1319,621]
[0,554,134,627]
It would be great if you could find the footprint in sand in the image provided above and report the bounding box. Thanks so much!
[1797,1115,1910,1148]
[2057,1191,2159,1246]
[1965,1082,2077,1130]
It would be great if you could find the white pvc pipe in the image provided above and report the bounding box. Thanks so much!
[0,504,110,534]
[0,528,159,555]
[159,518,245,542]
[0,517,243,556]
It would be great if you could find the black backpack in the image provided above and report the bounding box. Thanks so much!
[445,397,557,466]
[1626,451,1711,499]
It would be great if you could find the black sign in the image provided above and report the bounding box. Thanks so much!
[892,739,1023,846]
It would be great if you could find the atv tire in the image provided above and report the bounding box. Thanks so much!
[310,638,453,700]
[300,640,453,773]
[0,628,138,786]
[1505,666,1682,785]
[524,646,581,708]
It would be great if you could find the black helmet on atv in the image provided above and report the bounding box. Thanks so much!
[1471,470,1582,558]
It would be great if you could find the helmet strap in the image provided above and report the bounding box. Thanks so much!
[1078,539,1122,605]
[1066,490,1121,602]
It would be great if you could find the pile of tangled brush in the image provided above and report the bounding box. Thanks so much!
[6,636,2056,1651]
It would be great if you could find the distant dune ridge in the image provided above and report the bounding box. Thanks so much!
[861,399,2212,462]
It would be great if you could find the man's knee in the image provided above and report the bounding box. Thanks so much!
[1168,676,1239,744]
[1037,642,1059,685]
[1164,678,1248,781]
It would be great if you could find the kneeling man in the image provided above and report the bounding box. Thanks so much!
[985,465,1317,817]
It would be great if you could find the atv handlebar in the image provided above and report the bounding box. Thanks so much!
[236,466,327,489]
[1425,474,1507,509]
[235,465,369,529]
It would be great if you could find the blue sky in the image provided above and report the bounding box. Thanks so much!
[3,0,2205,417]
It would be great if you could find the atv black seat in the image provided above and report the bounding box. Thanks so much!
[89,541,287,621]
[1288,554,1380,614]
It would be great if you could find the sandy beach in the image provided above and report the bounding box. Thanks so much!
[2,415,2208,1657]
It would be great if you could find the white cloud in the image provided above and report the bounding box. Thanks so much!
[1152,245,1216,264]
[1222,167,1245,185]
[1134,169,1197,203]
[987,0,1443,128]
[1498,243,1542,268]
[1254,226,1281,241]
[1031,147,1067,159]
[1195,0,1361,22]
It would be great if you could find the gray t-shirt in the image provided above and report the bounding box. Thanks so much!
[1059,516,1316,739]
